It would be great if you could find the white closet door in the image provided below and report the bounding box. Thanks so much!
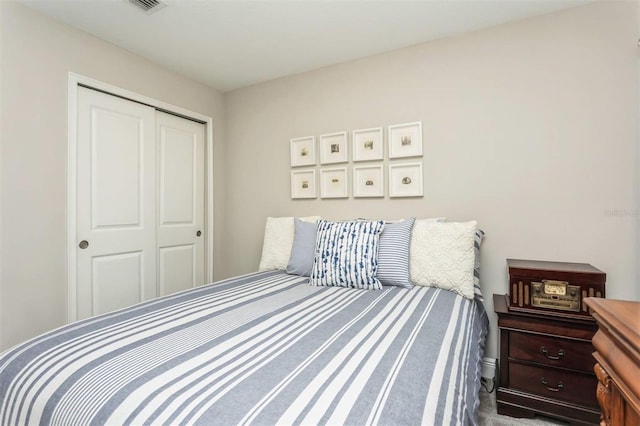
[76,87,157,319]
[156,111,205,296]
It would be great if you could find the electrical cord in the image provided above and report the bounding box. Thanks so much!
[481,376,496,393]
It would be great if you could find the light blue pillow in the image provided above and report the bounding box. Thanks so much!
[309,220,385,290]
[286,219,318,277]
[377,218,415,288]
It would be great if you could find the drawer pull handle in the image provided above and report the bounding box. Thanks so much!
[540,378,564,392]
[540,347,564,360]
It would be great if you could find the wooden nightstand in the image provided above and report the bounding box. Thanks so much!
[494,293,601,424]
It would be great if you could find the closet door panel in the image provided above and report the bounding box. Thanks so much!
[92,251,143,315]
[76,87,157,320]
[159,245,195,296]
[91,108,143,227]
[159,125,196,224]
[156,111,205,296]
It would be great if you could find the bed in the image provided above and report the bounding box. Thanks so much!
[0,218,489,425]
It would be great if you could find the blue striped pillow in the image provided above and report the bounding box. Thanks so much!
[309,220,385,290]
[473,229,485,300]
[377,218,415,288]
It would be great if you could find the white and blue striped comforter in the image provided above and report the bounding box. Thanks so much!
[0,271,488,426]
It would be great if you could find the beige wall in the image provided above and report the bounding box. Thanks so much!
[224,1,639,359]
[0,1,226,350]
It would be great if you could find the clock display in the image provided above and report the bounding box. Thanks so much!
[544,281,567,296]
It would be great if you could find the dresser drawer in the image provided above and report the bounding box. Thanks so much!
[508,362,598,407]
[509,332,595,372]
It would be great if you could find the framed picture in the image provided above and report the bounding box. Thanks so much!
[353,165,384,198]
[291,169,317,199]
[290,136,316,167]
[388,121,423,158]
[389,163,423,197]
[352,127,383,162]
[320,168,348,198]
[319,132,348,164]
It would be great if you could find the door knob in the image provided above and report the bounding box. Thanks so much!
[196,230,202,237]
[79,240,89,249]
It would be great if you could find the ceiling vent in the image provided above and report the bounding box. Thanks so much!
[128,0,167,15]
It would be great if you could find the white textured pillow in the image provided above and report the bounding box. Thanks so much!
[410,220,477,299]
[418,217,446,224]
[258,216,320,271]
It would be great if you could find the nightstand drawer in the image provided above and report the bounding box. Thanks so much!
[509,332,594,372]
[508,362,598,407]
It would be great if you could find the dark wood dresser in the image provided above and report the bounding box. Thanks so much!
[585,298,640,426]
[494,293,601,424]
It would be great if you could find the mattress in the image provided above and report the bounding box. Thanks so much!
[0,271,488,425]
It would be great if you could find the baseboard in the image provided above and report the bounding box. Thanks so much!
[481,357,496,380]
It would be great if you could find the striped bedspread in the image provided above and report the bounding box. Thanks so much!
[0,271,488,425]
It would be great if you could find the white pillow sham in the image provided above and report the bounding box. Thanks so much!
[410,220,477,299]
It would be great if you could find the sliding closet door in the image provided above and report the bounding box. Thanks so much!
[75,88,206,320]
[76,87,157,319]
[156,111,205,296]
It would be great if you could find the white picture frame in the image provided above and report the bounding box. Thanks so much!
[389,163,423,198]
[319,132,348,164]
[290,136,316,167]
[353,165,384,198]
[388,121,423,159]
[352,127,383,162]
[320,168,348,198]
[291,169,317,199]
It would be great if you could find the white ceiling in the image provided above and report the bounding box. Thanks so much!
[20,0,594,92]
